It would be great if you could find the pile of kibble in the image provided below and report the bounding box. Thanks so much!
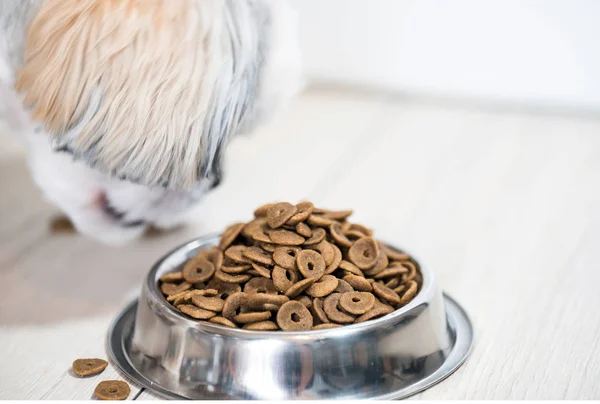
[159,201,422,331]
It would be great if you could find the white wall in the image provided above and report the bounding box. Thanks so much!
[292,0,600,110]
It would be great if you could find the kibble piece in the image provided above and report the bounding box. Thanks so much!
[250,263,272,278]
[311,298,329,324]
[242,217,267,238]
[207,278,242,300]
[330,222,353,248]
[364,251,389,276]
[354,300,394,323]
[307,215,334,227]
[306,275,338,298]
[221,263,252,274]
[348,237,380,269]
[219,222,245,250]
[243,246,274,266]
[161,281,192,296]
[343,274,373,292]
[159,271,184,282]
[183,257,215,283]
[295,222,312,238]
[339,260,363,277]
[268,229,305,245]
[261,243,278,252]
[254,203,275,217]
[334,279,355,293]
[204,247,224,271]
[245,293,290,310]
[192,295,225,312]
[296,250,326,280]
[234,311,272,324]
[224,245,250,263]
[285,278,316,298]
[214,269,252,284]
[313,323,342,330]
[323,293,356,323]
[322,209,353,221]
[294,295,312,308]
[94,380,130,400]
[179,304,216,320]
[209,316,237,328]
[375,266,408,279]
[272,265,299,293]
[222,292,248,319]
[381,243,410,261]
[287,201,314,225]
[276,301,313,331]
[243,321,279,331]
[302,228,326,245]
[324,244,342,274]
[273,246,300,270]
[312,240,335,266]
[72,358,108,377]
[339,292,376,315]
[401,261,418,282]
[384,277,401,289]
[399,280,418,305]
[244,277,278,295]
[372,282,401,304]
[267,202,298,229]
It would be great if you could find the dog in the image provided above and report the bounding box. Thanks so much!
[0,0,301,244]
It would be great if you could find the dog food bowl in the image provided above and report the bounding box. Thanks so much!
[108,235,473,400]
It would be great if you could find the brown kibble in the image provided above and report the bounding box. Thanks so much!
[392,284,406,294]
[312,240,335,266]
[268,229,305,245]
[243,246,274,266]
[261,243,278,252]
[399,280,418,305]
[381,244,410,261]
[348,237,380,269]
[222,292,248,319]
[250,263,272,278]
[345,230,367,241]
[323,293,356,323]
[72,358,108,377]
[179,304,216,320]
[243,321,279,331]
[339,260,363,277]
[313,323,342,330]
[287,201,314,225]
[322,209,353,221]
[330,222,352,248]
[244,277,278,295]
[224,245,250,263]
[267,202,298,229]
[209,316,238,328]
[334,279,355,293]
[306,274,339,298]
[203,247,224,271]
[245,293,290,310]
[234,311,272,324]
[294,295,312,308]
[402,261,418,282]
[273,246,300,270]
[94,380,130,400]
[372,282,401,304]
[214,269,251,284]
[272,265,299,293]
[254,203,275,217]
[219,222,245,250]
[296,249,326,280]
[159,271,184,282]
[207,278,242,300]
[161,281,192,296]
[354,300,394,323]
[183,257,215,283]
[339,292,375,315]
[374,266,408,279]
[302,227,326,246]
[242,217,267,238]
[220,263,252,274]
[364,251,389,276]
[384,277,401,289]
[285,278,316,298]
[192,295,225,312]
[295,222,312,238]
[276,301,313,331]
[349,223,373,236]
[324,244,342,274]
[343,274,373,292]
[307,215,334,227]
[311,298,329,324]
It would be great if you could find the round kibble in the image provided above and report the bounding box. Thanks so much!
[364,251,389,276]
[161,281,192,296]
[183,257,215,283]
[345,230,367,241]
[313,323,342,330]
[215,269,251,284]
[295,222,312,237]
[159,271,184,282]
[334,279,355,293]
[322,209,353,221]
[330,222,352,248]
[372,282,401,304]
[323,293,356,323]
[221,263,252,274]
[348,237,380,270]
[245,293,290,310]
[250,263,272,278]
[399,280,418,305]
[254,203,275,217]
[354,300,394,323]
[287,201,314,225]
[272,265,299,293]
[179,304,216,320]
[324,244,342,274]
[224,245,250,263]
[94,380,130,401]
[204,247,224,271]
[234,311,272,324]
[273,246,300,270]
[192,295,225,312]
[219,222,245,250]
[276,301,313,331]
[242,217,267,238]
[244,321,279,331]
[261,243,277,252]
[307,215,333,227]
[343,274,373,292]
[222,292,248,319]
[381,244,410,261]
[243,246,274,266]
[302,227,326,245]
[339,292,376,315]
[207,278,242,300]
[244,277,278,295]
[311,298,329,324]
[306,275,339,298]
[267,202,298,229]
[209,316,237,328]
[268,229,305,245]
[313,240,335,266]
[384,277,401,289]
[285,278,316,298]
[339,260,363,276]
[72,358,108,377]
[296,250,326,280]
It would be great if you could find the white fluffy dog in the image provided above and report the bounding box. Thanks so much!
[0,0,301,244]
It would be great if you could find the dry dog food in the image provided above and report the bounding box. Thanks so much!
[94,380,131,400]
[159,201,422,330]
[72,358,108,377]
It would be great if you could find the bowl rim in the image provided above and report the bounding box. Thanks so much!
[143,234,437,339]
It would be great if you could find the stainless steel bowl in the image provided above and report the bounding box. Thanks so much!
[108,235,473,400]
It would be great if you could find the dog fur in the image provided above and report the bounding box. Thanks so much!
[0,0,301,244]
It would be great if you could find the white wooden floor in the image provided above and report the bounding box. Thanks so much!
[1,86,600,400]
